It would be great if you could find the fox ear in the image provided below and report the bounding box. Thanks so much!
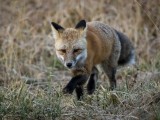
[75,20,86,30]
[75,20,87,38]
[51,22,64,39]
[51,22,64,32]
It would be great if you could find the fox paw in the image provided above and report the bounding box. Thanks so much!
[87,81,95,95]
[87,89,95,95]
[87,83,95,95]
[62,86,74,94]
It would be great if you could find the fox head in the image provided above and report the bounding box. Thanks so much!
[51,20,87,69]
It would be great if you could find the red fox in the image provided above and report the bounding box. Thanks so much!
[51,20,135,100]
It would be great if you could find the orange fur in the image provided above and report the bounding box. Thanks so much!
[51,20,135,92]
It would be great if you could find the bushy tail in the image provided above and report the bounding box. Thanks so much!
[115,30,135,66]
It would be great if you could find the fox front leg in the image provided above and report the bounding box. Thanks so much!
[87,67,98,94]
[62,75,88,95]
[75,67,98,99]
[75,85,84,100]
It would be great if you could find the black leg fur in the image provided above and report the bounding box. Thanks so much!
[75,85,84,100]
[109,68,117,90]
[101,63,117,90]
[62,75,88,96]
[87,67,98,94]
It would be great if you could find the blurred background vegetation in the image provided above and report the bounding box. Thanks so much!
[0,0,160,119]
[0,0,160,83]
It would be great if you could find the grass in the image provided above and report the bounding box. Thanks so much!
[0,83,62,119]
[0,62,160,119]
[0,0,160,119]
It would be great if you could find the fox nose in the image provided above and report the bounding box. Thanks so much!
[66,63,72,68]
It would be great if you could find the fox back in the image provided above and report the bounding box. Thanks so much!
[51,21,135,71]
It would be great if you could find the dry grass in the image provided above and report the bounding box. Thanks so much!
[0,0,160,119]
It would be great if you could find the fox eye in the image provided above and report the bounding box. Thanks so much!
[58,49,66,54]
[73,49,82,53]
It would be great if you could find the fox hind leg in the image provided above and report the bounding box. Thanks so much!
[108,67,117,90]
[101,37,120,90]
[101,62,117,90]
